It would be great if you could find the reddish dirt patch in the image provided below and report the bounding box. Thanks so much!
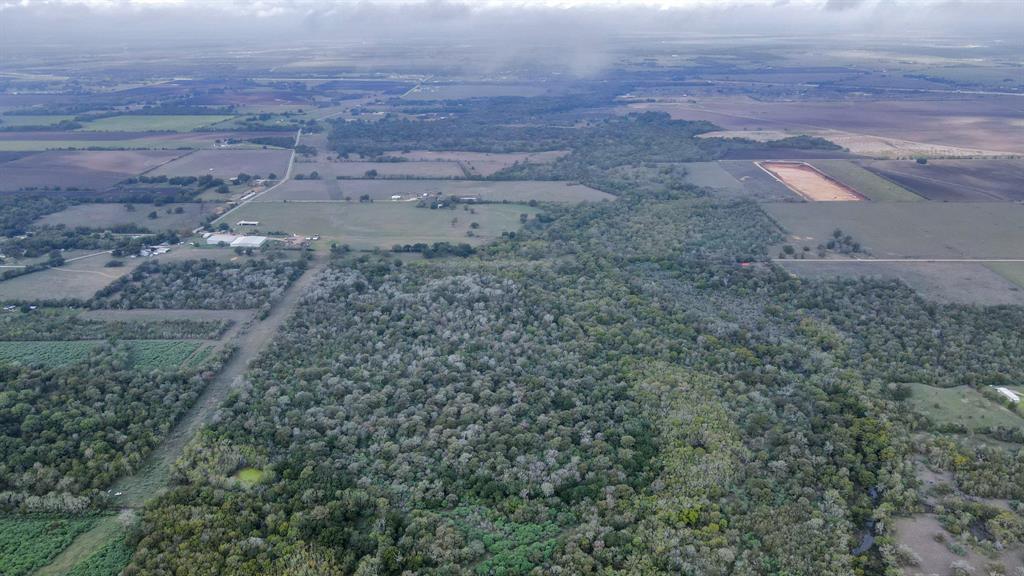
[757,161,864,201]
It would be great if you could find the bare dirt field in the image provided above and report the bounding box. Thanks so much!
[153,149,292,180]
[37,202,214,233]
[0,150,186,191]
[779,260,1024,306]
[764,202,1024,259]
[893,514,1023,576]
[383,150,568,176]
[634,94,1024,156]
[331,161,465,178]
[860,159,1024,202]
[258,179,611,203]
[757,161,864,201]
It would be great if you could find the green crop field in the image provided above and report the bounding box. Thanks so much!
[0,115,76,127]
[226,201,539,249]
[810,159,923,202]
[0,340,201,369]
[906,383,1023,432]
[78,115,235,132]
[988,262,1024,289]
[0,516,97,576]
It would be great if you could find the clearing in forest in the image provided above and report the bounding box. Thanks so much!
[757,161,864,202]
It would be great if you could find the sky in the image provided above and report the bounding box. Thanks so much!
[1,0,1021,52]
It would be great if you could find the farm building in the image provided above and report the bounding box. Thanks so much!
[237,220,260,226]
[996,386,1021,404]
[230,236,267,248]
[206,233,239,245]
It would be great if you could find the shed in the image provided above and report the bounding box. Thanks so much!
[206,233,238,245]
[230,236,267,248]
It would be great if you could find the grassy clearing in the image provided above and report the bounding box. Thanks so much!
[0,516,96,576]
[906,383,1023,432]
[35,515,128,576]
[678,161,746,195]
[811,159,923,202]
[37,202,213,233]
[227,201,539,250]
[988,262,1024,289]
[0,340,201,369]
[235,467,265,487]
[79,115,235,132]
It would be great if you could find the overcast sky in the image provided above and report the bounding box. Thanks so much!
[1,0,1021,54]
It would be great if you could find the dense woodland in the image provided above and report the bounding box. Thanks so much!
[92,257,306,311]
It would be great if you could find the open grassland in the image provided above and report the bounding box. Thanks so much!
[0,516,97,576]
[330,160,465,178]
[0,340,202,369]
[988,262,1024,289]
[757,161,864,202]
[0,114,75,127]
[154,149,292,179]
[809,159,922,202]
[382,150,568,176]
[258,178,611,203]
[717,160,798,201]
[37,202,213,232]
[78,115,235,132]
[860,159,1024,202]
[764,202,1024,259]
[0,131,288,152]
[0,149,185,191]
[401,83,549,100]
[0,255,143,301]
[227,201,538,249]
[678,162,746,196]
[906,383,1023,432]
[779,261,1024,306]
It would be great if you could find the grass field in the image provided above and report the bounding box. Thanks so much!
[763,202,1024,259]
[0,254,141,301]
[988,262,1024,289]
[810,159,923,202]
[0,149,186,191]
[679,162,747,196]
[0,516,97,576]
[330,160,465,178]
[258,179,611,203]
[79,115,235,132]
[235,467,266,487]
[35,515,129,576]
[907,383,1023,432]
[37,202,213,233]
[227,201,539,249]
[0,340,202,369]
[154,149,292,179]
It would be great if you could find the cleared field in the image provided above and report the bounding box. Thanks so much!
[893,514,1023,576]
[37,202,213,232]
[401,83,548,100]
[0,516,97,576]
[0,149,185,191]
[153,149,292,179]
[35,515,130,576]
[907,383,1022,432]
[258,179,611,203]
[383,150,568,176]
[810,160,922,202]
[78,115,235,132]
[763,202,1024,259]
[988,262,1024,289]
[0,340,202,369]
[0,131,289,152]
[757,161,864,202]
[780,261,1024,306]
[860,159,1024,202]
[717,160,798,201]
[332,161,465,178]
[631,94,1024,156]
[227,202,538,249]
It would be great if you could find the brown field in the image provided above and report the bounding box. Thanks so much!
[0,150,186,191]
[632,94,1024,156]
[383,150,568,176]
[258,179,612,203]
[893,514,1023,576]
[757,161,864,202]
[860,159,1024,202]
[153,149,292,180]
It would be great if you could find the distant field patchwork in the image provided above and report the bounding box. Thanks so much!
[258,179,611,203]
[38,203,214,233]
[0,149,186,191]
[78,115,235,132]
[330,161,465,178]
[154,149,292,180]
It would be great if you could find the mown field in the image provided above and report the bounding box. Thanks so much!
[0,149,186,191]
[0,516,96,576]
[0,115,76,127]
[329,160,465,178]
[78,115,235,132]
[227,201,538,249]
[988,262,1024,289]
[906,383,1023,432]
[0,339,203,369]
[34,515,130,576]
[154,149,292,180]
[0,254,143,301]
[258,178,611,203]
